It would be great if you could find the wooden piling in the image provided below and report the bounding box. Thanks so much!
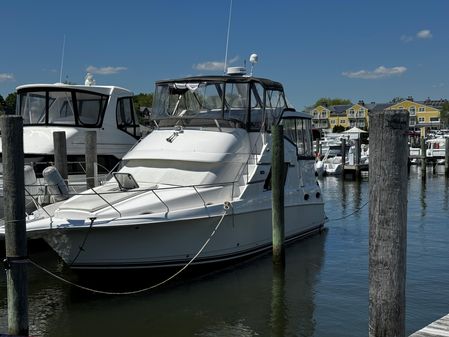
[355,138,361,165]
[420,137,426,179]
[53,131,68,186]
[369,109,408,337]
[445,138,449,177]
[341,138,347,179]
[85,131,98,189]
[0,116,29,336]
[271,124,285,265]
[271,262,286,337]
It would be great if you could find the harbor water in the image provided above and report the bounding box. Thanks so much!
[1,165,449,336]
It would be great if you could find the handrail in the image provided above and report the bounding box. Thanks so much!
[151,189,169,214]
[91,188,122,217]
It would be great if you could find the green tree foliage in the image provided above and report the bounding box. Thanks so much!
[0,94,5,115]
[4,92,17,114]
[332,125,346,133]
[389,97,405,104]
[314,97,351,108]
[133,93,153,124]
[440,101,449,128]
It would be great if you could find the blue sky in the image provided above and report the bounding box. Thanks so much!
[1,0,448,109]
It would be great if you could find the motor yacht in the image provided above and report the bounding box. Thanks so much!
[0,76,141,201]
[18,67,325,269]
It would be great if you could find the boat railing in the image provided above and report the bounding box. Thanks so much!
[32,180,239,217]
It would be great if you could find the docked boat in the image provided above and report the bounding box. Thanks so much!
[18,67,325,269]
[0,76,141,200]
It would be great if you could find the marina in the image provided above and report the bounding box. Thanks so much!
[1,1,449,336]
[1,166,449,336]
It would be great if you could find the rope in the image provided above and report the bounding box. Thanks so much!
[325,200,369,222]
[69,217,95,267]
[25,208,229,296]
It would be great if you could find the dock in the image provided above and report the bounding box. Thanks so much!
[410,313,449,336]
[342,163,369,180]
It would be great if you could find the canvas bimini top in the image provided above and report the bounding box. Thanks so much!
[152,74,294,130]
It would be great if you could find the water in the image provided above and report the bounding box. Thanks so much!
[1,166,449,336]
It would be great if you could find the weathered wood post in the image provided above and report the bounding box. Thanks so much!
[369,109,408,337]
[420,137,426,179]
[445,138,449,177]
[0,115,29,336]
[355,138,362,179]
[53,131,68,186]
[85,130,98,189]
[271,124,285,265]
[341,138,347,179]
[271,262,286,337]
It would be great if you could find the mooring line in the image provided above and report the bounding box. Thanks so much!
[23,207,229,296]
[325,200,369,222]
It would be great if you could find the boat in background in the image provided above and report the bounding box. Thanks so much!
[0,74,141,202]
[17,61,326,270]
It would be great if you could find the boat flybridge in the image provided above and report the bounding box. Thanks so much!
[0,77,141,201]
[0,77,140,178]
[21,67,325,270]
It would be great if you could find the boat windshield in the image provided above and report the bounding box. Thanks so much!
[17,89,108,127]
[282,117,314,158]
[152,79,288,130]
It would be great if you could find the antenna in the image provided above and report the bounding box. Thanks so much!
[249,53,258,76]
[223,0,233,74]
[59,34,66,83]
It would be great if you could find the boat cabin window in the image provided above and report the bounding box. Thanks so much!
[18,89,108,127]
[116,97,138,136]
[152,79,287,130]
[224,82,248,124]
[265,89,287,129]
[153,82,224,117]
[249,83,264,130]
[20,91,47,124]
[281,117,313,158]
[76,92,107,126]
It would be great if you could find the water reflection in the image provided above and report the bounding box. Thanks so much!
[0,249,70,336]
[270,262,286,337]
[0,230,327,337]
[2,173,449,336]
[420,179,427,217]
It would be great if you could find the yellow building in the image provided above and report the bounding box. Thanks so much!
[311,97,444,133]
[312,101,368,131]
[386,98,440,132]
[344,101,370,129]
[311,105,331,129]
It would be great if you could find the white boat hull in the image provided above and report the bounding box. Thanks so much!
[41,203,324,269]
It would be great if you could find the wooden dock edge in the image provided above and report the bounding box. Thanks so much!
[409,313,449,336]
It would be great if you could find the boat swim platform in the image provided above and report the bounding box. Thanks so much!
[409,313,449,336]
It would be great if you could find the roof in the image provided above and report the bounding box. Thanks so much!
[329,104,352,116]
[16,83,133,96]
[417,98,448,110]
[155,75,284,91]
[369,103,394,112]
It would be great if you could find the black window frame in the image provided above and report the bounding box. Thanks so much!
[17,87,109,128]
[116,96,139,137]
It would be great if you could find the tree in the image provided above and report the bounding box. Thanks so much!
[440,101,449,128]
[313,97,351,108]
[133,93,153,124]
[0,94,5,115]
[389,97,405,104]
[4,92,17,114]
[332,125,346,133]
